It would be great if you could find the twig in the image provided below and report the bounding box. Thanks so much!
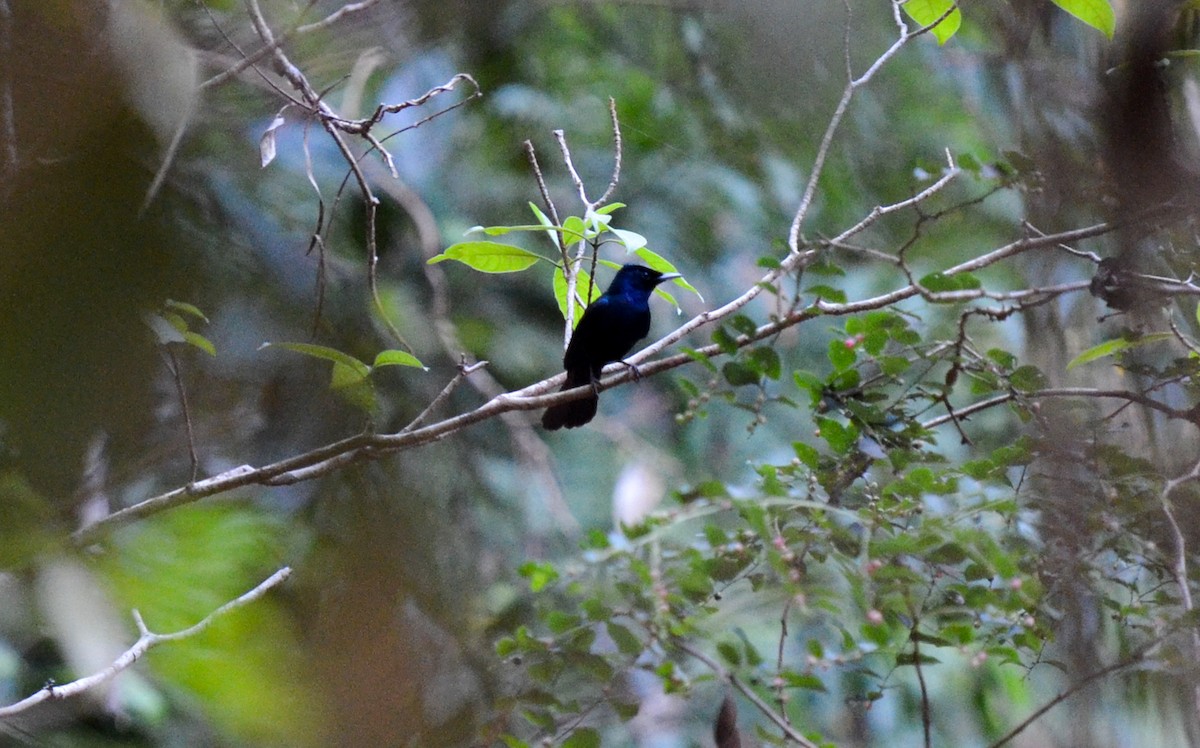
[787,0,949,251]
[911,624,932,748]
[986,638,1158,748]
[1160,458,1200,716]
[675,639,819,747]
[244,0,412,352]
[201,0,383,90]
[401,358,488,433]
[594,97,623,207]
[0,567,292,718]
[163,348,200,484]
[775,596,794,723]
[70,218,1128,546]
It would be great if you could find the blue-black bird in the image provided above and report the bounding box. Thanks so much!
[542,264,680,430]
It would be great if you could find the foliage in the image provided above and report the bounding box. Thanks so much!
[5,0,1200,747]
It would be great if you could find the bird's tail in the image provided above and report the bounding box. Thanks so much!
[541,368,598,430]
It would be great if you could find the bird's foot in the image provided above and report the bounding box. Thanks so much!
[619,360,643,382]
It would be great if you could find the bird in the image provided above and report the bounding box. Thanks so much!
[542,264,680,430]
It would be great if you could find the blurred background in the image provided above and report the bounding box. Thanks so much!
[1,0,1197,745]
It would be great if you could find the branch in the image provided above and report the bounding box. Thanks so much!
[674,639,820,748]
[1159,458,1200,716]
[201,0,384,90]
[0,567,292,718]
[71,218,1126,546]
[787,0,944,250]
[986,638,1157,748]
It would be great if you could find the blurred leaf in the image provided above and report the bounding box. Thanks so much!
[562,727,601,748]
[144,312,187,345]
[612,227,647,252]
[1067,333,1171,370]
[428,241,543,272]
[372,349,426,370]
[165,299,209,323]
[259,112,285,168]
[1050,0,1115,37]
[262,342,371,380]
[99,504,322,745]
[183,331,217,357]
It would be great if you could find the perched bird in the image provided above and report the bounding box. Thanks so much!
[542,264,680,430]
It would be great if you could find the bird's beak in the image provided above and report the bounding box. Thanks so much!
[656,272,682,284]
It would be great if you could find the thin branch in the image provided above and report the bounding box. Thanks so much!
[201,0,383,90]
[594,97,623,207]
[70,218,1128,546]
[401,358,488,434]
[163,348,200,484]
[1160,458,1200,717]
[674,639,819,748]
[986,639,1158,748]
[554,129,591,208]
[0,567,292,718]
[787,0,943,251]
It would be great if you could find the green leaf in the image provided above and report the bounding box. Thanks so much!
[919,271,982,292]
[183,331,217,357]
[165,299,209,323]
[562,727,601,748]
[1009,364,1047,393]
[612,227,647,252]
[554,266,601,323]
[902,0,962,44]
[545,611,579,634]
[594,202,625,215]
[805,284,847,304]
[712,326,739,355]
[723,361,760,386]
[528,201,562,248]
[328,362,369,391]
[793,441,820,468]
[896,651,942,666]
[632,247,704,302]
[1067,337,1130,370]
[1066,332,1172,370]
[781,671,827,692]
[748,346,782,380]
[144,312,187,345]
[1050,0,1115,38]
[518,561,559,592]
[716,640,741,666]
[373,349,426,370]
[561,215,588,246]
[428,241,542,273]
[815,416,858,454]
[262,342,371,380]
[827,338,857,371]
[607,622,643,656]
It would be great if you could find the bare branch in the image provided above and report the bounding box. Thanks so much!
[674,638,819,748]
[70,217,1128,546]
[0,567,292,718]
[201,0,384,90]
[1160,458,1200,716]
[594,97,623,207]
[986,638,1158,748]
[163,348,200,485]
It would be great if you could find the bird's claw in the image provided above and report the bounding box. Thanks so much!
[619,360,643,382]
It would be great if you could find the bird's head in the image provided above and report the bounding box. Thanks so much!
[609,264,682,296]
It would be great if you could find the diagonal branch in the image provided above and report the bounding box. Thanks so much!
[0,567,292,718]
